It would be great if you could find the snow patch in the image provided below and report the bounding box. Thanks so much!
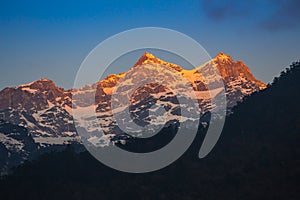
[21,87,38,94]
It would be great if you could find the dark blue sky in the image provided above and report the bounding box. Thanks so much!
[0,0,299,89]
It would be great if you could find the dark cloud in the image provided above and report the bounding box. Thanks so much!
[200,0,252,21]
[260,0,300,31]
[200,0,300,31]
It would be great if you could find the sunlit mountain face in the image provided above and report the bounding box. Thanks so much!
[0,52,266,173]
[77,52,266,142]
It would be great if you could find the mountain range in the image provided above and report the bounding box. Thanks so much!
[0,52,266,174]
[0,60,299,200]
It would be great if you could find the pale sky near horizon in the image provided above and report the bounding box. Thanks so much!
[1,0,300,90]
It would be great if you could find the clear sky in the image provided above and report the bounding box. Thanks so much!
[0,0,299,89]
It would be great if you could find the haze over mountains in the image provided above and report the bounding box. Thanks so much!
[0,52,266,174]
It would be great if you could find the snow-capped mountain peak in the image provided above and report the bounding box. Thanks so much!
[133,52,183,72]
[215,52,234,64]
